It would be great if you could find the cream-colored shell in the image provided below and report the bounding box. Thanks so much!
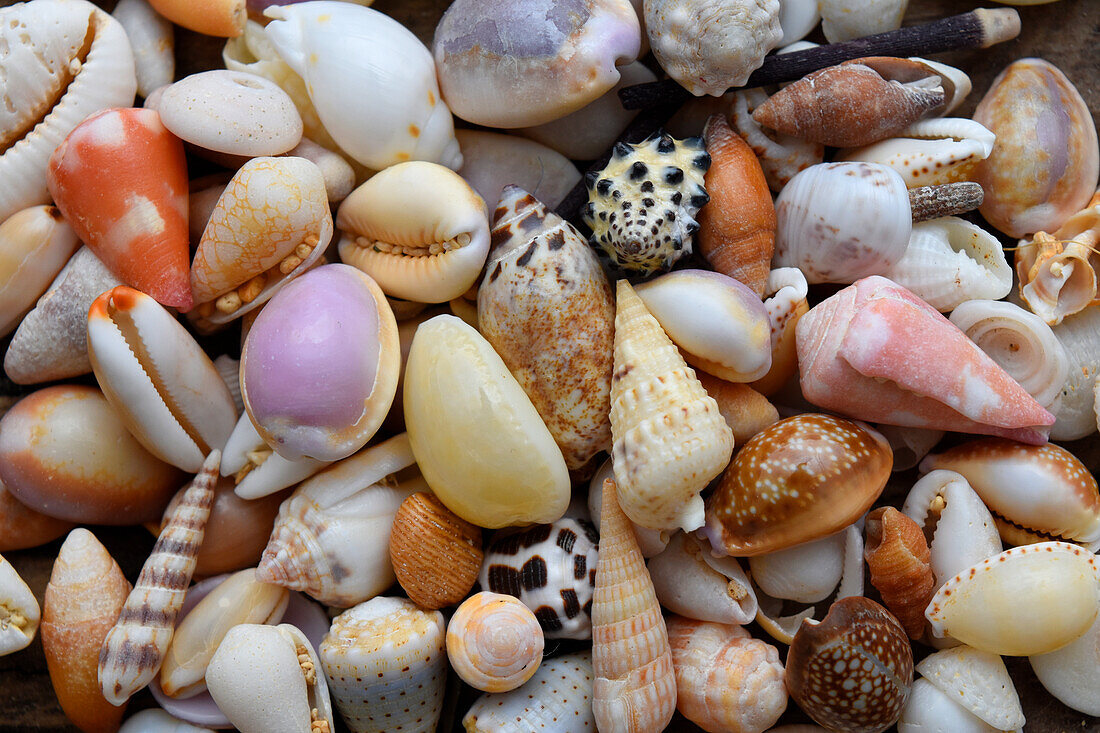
[916,646,1025,731]
[819,0,907,42]
[839,118,996,188]
[588,458,670,558]
[0,206,79,337]
[118,709,214,733]
[112,0,174,99]
[749,530,847,604]
[777,0,819,44]
[1030,610,1100,716]
[1050,304,1100,440]
[898,678,1009,733]
[730,88,823,192]
[447,592,544,693]
[456,131,581,212]
[221,413,330,500]
[0,554,39,656]
[647,531,757,625]
[463,652,595,732]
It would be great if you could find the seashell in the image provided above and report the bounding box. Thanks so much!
[479,187,615,471]
[646,0,782,96]
[875,424,945,472]
[337,161,489,303]
[926,541,1100,655]
[666,616,787,733]
[404,315,570,528]
[582,131,709,275]
[747,530,849,605]
[390,492,483,610]
[266,2,461,170]
[113,0,174,99]
[864,507,934,639]
[119,709,214,733]
[588,459,669,558]
[286,138,356,205]
[190,156,332,331]
[0,206,79,338]
[321,597,447,733]
[796,276,1056,443]
[0,385,184,524]
[777,0,820,45]
[819,0,907,43]
[0,478,73,553]
[47,107,191,310]
[703,414,891,556]
[257,433,424,607]
[447,592,544,693]
[160,569,289,699]
[42,529,131,733]
[913,58,973,115]
[786,596,913,733]
[610,280,733,531]
[147,0,244,37]
[730,89,823,193]
[883,217,1012,312]
[433,0,640,128]
[914,646,1024,731]
[183,479,286,577]
[974,58,1099,238]
[456,131,581,212]
[0,554,39,656]
[88,286,238,473]
[696,114,776,297]
[463,651,595,732]
[696,372,779,445]
[206,623,335,733]
[898,679,1009,733]
[4,246,123,385]
[921,438,1100,550]
[753,57,946,148]
[1050,304,1100,440]
[1030,610,1100,716]
[221,414,329,500]
[839,118,996,188]
[591,479,677,733]
[212,355,243,415]
[647,531,757,625]
[0,0,136,224]
[949,299,1068,413]
[751,267,809,396]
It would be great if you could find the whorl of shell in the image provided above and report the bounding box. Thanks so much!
[477,518,599,640]
[610,280,733,532]
[320,597,447,733]
[446,592,544,693]
[647,531,757,626]
[479,187,615,471]
[786,597,913,733]
[864,507,934,640]
[98,451,220,706]
[915,645,1025,731]
[463,651,595,732]
[666,616,787,733]
[582,132,710,275]
[591,479,677,733]
[730,89,823,193]
[838,118,996,188]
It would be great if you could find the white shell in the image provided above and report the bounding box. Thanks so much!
[463,651,595,732]
[730,88,823,192]
[819,0,908,43]
[0,554,39,656]
[647,531,757,625]
[875,423,945,471]
[455,130,580,212]
[1030,610,1100,716]
[0,206,80,337]
[898,678,1006,733]
[777,0,820,45]
[119,709,214,733]
[263,2,461,170]
[1050,305,1100,440]
[221,409,330,500]
[588,458,669,558]
[748,530,846,604]
[839,118,996,188]
[112,0,174,99]
[915,645,1024,731]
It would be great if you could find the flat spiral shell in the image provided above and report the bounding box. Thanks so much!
[446,592,544,693]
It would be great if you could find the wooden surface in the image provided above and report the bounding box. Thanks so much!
[1,0,1099,730]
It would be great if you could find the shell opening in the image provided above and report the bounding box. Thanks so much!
[0,603,28,633]
[352,232,473,258]
[195,234,322,320]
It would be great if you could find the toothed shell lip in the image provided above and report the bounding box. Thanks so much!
[0,555,40,655]
[838,118,996,188]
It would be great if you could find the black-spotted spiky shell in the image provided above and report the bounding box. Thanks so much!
[582,131,710,275]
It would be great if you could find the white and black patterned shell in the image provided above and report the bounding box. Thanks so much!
[476,518,599,640]
[581,130,710,275]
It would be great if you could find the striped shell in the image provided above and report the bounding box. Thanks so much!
[389,492,483,610]
[446,592,544,693]
[864,507,934,640]
[463,651,595,732]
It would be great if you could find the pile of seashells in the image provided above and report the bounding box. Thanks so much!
[0,0,1098,731]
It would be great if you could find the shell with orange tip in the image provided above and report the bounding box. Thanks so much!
[864,507,934,640]
[696,114,776,297]
[696,372,779,445]
[666,616,787,733]
[47,108,192,311]
[750,268,809,396]
[446,592,544,693]
[147,0,244,37]
[42,529,131,733]
[592,479,677,733]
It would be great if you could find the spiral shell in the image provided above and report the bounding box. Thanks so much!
[864,507,934,640]
[463,651,595,732]
[389,492,483,610]
[447,592,544,693]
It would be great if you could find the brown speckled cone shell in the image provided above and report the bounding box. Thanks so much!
[786,597,913,733]
[390,491,483,609]
[864,507,934,640]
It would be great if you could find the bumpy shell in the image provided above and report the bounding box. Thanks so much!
[838,118,996,188]
[389,492,483,610]
[610,280,733,531]
[0,205,79,338]
[447,592,544,693]
[321,597,447,733]
[917,646,1025,731]
[478,187,615,471]
[477,519,599,640]
[463,651,595,732]
[864,507,934,640]
[667,616,787,733]
[582,132,710,275]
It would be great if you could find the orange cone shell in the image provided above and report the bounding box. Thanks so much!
[47,108,192,310]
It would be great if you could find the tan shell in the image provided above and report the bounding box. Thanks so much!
[0,205,80,338]
[864,507,934,640]
[446,592,544,693]
[389,492,483,610]
[0,477,73,552]
[696,371,780,445]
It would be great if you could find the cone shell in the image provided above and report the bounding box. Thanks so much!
[786,597,913,733]
[666,616,787,733]
[463,651,595,732]
[703,414,891,557]
[47,107,191,311]
[148,0,244,37]
[42,529,131,733]
[447,592,544,693]
[389,492,483,610]
[610,280,733,532]
[864,507,934,640]
[591,479,677,733]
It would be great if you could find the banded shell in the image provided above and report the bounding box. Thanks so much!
[0,206,79,338]
[582,132,710,275]
[914,646,1025,731]
[320,597,447,733]
[447,592,544,693]
[925,541,1100,656]
[0,554,39,656]
[463,651,595,732]
[648,531,757,626]
[610,279,733,531]
[839,118,996,188]
[389,492,483,610]
[730,88,823,193]
[864,507,934,639]
[112,0,174,99]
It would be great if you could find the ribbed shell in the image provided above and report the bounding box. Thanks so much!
[666,616,787,733]
[591,479,677,733]
[610,280,733,532]
[864,507,934,639]
[389,492,483,609]
[463,651,595,732]
[98,451,220,706]
[446,592,544,693]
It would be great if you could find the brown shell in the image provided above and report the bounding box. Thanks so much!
[703,414,892,556]
[697,371,779,445]
[696,115,776,297]
[864,507,934,640]
[786,596,913,733]
[0,477,73,552]
[390,491,484,609]
[752,58,945,148]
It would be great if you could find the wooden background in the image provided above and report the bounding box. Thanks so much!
[1,0,1099,730]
